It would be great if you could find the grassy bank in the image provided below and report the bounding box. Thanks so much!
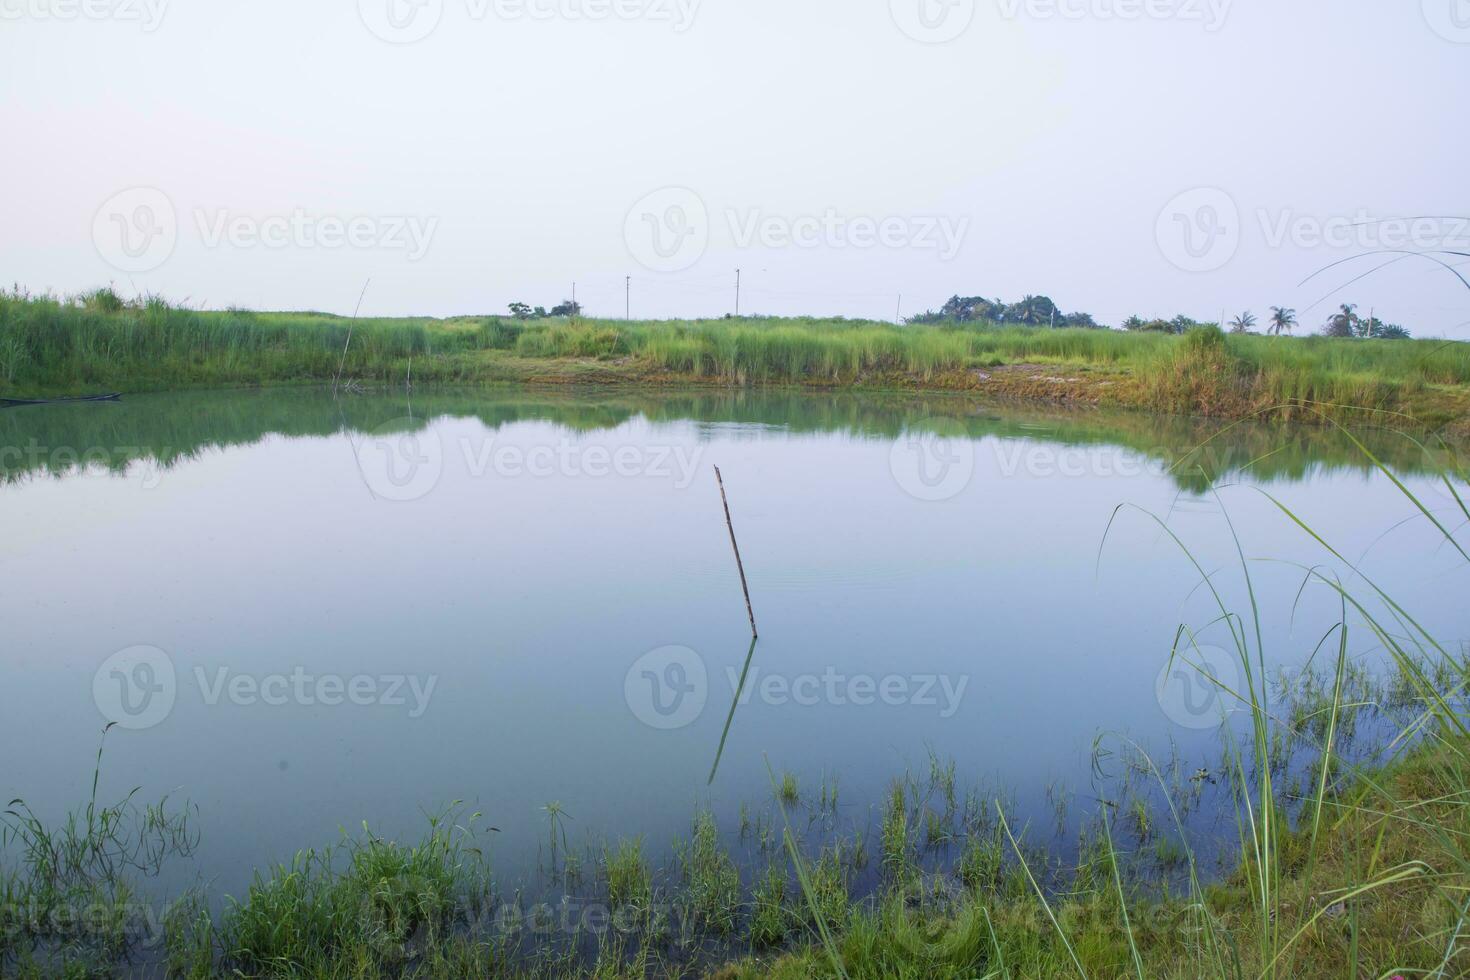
[4,290,1469,431]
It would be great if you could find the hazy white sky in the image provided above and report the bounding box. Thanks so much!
[2,0,1467,334]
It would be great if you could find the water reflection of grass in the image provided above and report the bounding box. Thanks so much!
[1,386,1461,495]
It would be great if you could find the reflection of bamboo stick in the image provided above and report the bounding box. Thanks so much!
[714,466,758,639]
[708,635,758,785]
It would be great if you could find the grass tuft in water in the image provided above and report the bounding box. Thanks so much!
[602,838,652,912]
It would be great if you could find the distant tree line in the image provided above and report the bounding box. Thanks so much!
[912,292,1412,340]
[907,294,1100,328]
[1220,303,1410,339]
[506,292,1411,340]
[508,299,581,320]
[1318,303,1410,339]
[1121,314,1217,334]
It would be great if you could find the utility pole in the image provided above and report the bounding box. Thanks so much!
[734,268,741,317]
[896,293,902,324]
[625,276,630,320]
[572,281,577,319]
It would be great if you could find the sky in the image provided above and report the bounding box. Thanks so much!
[2,0,1467,335]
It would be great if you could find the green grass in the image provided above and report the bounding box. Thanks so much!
[879,779,916,884]
[749,864,793,949]
[5,288,1469,427]
[676,812,741,935]
[215,809,489,976]
[602,838,652,911]
[0,725,198,976]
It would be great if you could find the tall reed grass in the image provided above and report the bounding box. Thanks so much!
[4,290,1468,427]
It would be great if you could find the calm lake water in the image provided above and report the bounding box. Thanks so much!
[1,387,1465,901]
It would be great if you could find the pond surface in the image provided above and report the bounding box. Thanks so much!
[1,387,1465,901]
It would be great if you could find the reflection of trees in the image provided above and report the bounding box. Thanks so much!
[1,386,1460,493]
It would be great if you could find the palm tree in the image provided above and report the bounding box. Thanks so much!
[1268,306,1297,337]
[1228,311,1257,334]
[1323,303,1359,338]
